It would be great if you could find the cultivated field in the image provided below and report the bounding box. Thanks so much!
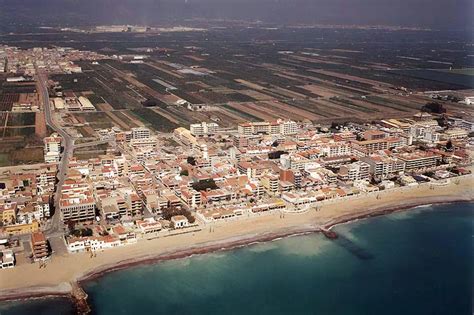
[3,27,473,133]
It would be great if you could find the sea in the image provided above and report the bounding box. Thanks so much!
[0,202,472,315]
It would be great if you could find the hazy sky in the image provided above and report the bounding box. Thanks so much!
[0,0,472,30]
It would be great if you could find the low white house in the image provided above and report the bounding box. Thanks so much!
[171,215,189,229]
[380,180,395,190]
[66,235,122,253]
[136,218,162,235]
[0,249,15,269]
[66,237,87,253]
[463,96,474,105]
[400,175,418,186]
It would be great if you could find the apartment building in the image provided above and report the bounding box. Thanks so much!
[396,152,440,171]
[201,189,236,204]
[280,120,298,135]
[333,131,357,142]
[280,153,311,171]
[443,128,469,140]
[351,138,389,156]
[238,120,297,136]
[180,188,201,209]
[338,161,370,181]
[361,155,405,179]
[362,130,386,141]
[260,174,280,195]
[31,232,49,261]
[320,142,352,157]
[59,180,96,222]
[237,161,273,179]
[381,119,412,133]
[126,193,143,216]
[131,127,151,140]
[351,137,405,156]
[43,134,61,163]
[3,221,40,236]
[190,122,219,136]
[173,127,198,147]
[449,118,474,132]
[280,169,302,188]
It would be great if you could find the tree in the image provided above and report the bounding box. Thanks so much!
[142,99,157,107]
[66,220,76,233]
[161,207,195,223]
[187,156,196,166]
[421,102,446,114]
[161,207,184,220]
[72,228,93,237]
[330,122,340,130]
[268,150,288,160]
[192,179,218,191]
[188,216,196,224]
[446,139,453,151]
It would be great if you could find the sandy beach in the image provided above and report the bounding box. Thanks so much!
[0,175,473,302]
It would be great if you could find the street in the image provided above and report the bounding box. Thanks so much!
[35,67,74,238]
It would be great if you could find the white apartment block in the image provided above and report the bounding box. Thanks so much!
[321,142,352,157]
[280,120,298,135]
[361,156,405,179]
[181,188,202,209]
[450,118,474,132]
[397,152,439,171]
[190,122,219,136]
[131,127,151,140]
[280,153,311,171]
[351,137,405,156]
[338,161,370,181]
[443,128,469,140]
[60,197,96,222]
[43,134,61,163]
[238,120,298,136]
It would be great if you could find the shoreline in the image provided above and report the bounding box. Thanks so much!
[0,193,472,309]
[78,198,472,284]
[77,197,472,284]
[0,282,72,305]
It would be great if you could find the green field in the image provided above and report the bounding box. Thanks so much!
[131,108,179,132]
[0,153,11,167]
[6,112,36,126]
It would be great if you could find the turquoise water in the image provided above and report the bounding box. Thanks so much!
[1,202,473,315]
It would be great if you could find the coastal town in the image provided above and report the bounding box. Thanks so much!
[0,40,473,312]
[0,0,473,312]
[1,93,473,269]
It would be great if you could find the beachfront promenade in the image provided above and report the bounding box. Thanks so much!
[0,175,472,299]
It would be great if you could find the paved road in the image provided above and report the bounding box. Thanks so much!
[35,67,74,235]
